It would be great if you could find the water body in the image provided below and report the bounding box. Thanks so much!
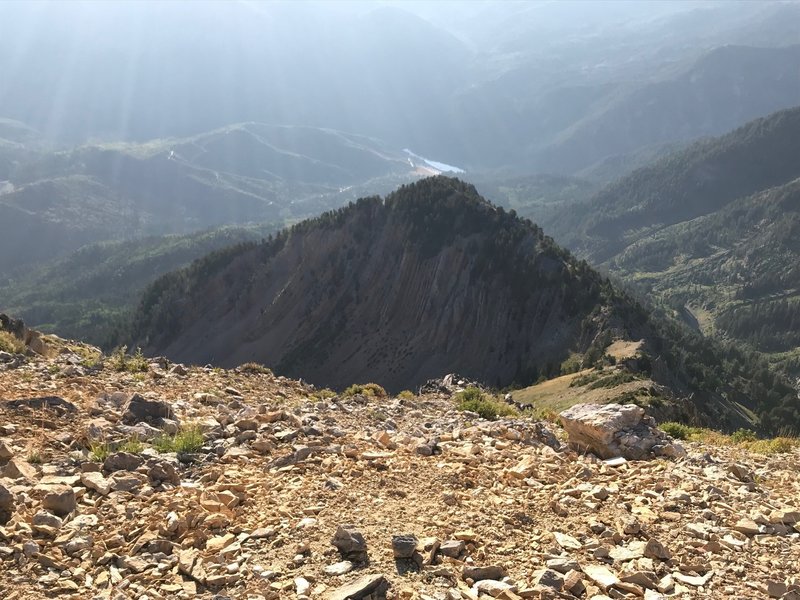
[403,149,465,173]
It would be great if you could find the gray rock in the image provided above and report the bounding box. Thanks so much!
[32,510,63,530]
[559,403,685,460]
[473,580,513,597]
[643,538,671,560]
[439,539,465,558]
[80,472,111,496]
[328,574,390,600]
[324,561,354,576]
[41,485,76,517]
[332,525,367,561]
[2,457,38,480]
[65,536,92,556]
[546,557,579,574]
[22,540,39,556]
[462,565,507,582]
[0,440,13,460]
[391,534,418,559]
[170,364,188,376]
[235,418,259,431]
[533,568,564,591]
[103,452,144,472]
[0,483,13,523]
[122,393,175,426]
[148,460,180,485]
[110,474,144,493]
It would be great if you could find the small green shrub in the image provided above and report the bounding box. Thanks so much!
[173,426,204,453]
[0,331,25,354]
[312,388,337,400]
[522,406,559,423]
[152,435,175,454]
[26,451,43,464]
[455,386,517,421]
[397,390,416,401]
[239,362,272,375]
[570,371,601,388]
[343,383,387,398]
[90,441,112,462]
[748,437,798,454]
[730,428,757,443]
[119,435,144,454]
[560,353,583,375]
[660,421,694,440]
[110,346,149,373]
[154,425,205,454]
[68,344,102,368]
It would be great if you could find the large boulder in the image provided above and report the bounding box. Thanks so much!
[332,524,368,562]
[103,452,144,473]
[0,482,14,523]
[42,485,76,517]
[559,403,685,460]
[122,393,175,427]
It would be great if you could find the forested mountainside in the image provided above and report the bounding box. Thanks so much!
[546,106,800,378]
[127,177,798,433]
[552,106,800,259]
[0,224,279,346]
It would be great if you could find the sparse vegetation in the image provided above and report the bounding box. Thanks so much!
[730,428,757,443]
[569,368,641,390]
[311,388,337,400]
[68,344,103,368]
[397,390,416,401]
[343,383,387,398]
[660,422,700,440]
[88,433,144,460]
[110,345,149,373]
[455,386,517,421]
[153,425,205,454]
[238,362,272,375]
[660,421,799,454]
[119,434,144,454]
[89,441,112,462]
[0,330,25,354]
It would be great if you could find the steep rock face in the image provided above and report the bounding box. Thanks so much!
[135,178,626,391]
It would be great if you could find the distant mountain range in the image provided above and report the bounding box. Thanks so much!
[0,123,422,276]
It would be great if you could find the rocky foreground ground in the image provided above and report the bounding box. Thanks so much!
[0,346,799,600]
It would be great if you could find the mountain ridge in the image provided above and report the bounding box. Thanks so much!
[128,177,798,433]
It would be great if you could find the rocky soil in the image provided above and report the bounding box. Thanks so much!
[0,348,799,600]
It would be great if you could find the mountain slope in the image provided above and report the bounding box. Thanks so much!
[614,178,800,374]
[0,224,279,345]
[128,177,798,432]
[553,106,800,260]
[531,45,800,175]
[548,106,800,378]
[133,178,618,390]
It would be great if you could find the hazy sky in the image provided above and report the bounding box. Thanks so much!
[0,0,794,167]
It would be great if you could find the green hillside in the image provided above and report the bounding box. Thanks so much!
[0,224,279,345]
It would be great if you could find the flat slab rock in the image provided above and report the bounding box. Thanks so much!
[326,574,390,600]
[559,402,685,460]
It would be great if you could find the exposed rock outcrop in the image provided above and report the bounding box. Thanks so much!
[559,402,686,460]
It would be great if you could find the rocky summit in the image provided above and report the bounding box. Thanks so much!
[0,342,798,600]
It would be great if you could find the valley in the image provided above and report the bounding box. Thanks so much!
[1,2,800,598]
